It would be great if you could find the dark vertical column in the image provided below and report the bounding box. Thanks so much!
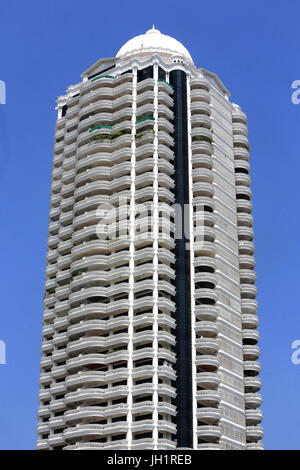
[169,70,193,448]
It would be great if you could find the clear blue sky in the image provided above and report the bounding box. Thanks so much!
[0,0,299,450]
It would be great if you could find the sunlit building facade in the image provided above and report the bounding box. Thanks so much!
[37,28,263,450]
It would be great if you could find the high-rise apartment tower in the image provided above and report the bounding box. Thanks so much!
[37,28,263,450]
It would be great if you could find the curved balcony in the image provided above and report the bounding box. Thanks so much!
[192,153,213,169]
[64,422,129,442]
[197,443,221,450]
[196,371,220,389]
[232,106,247,123]
[241,299,258,315]
[238,227,254,243]
[232,122,248,136]
[191,88,210,103]
[237,213,253,227]
[195,288,217,304]
[245,409,263,425]
[190,77,210,91]
[194,241,216,257]
[244,376,262,393]
[197,407,221,424]
[245,393,262,409]
[239,253,256,269]
[246,425,264,442]
[244,361,261,377]
[65,386,129,406]
[233,134,249,150]
[197,390,220,406]
[195,305,217,321]
[235,173,251,187]
[195,338,219,355]
[241,284,257,299]
[197,425,221,441]
[66,351,129,372]
[190,101,210,116]
[194,256,216,271]
[246,442,264,450]
[196,355,219,372]
[234,146,249,161]
[243,329,260,345]
[65,369,128,390]
[65,404,128,424]
[236,199,252,214]
[191,114,211,129]
[236,186,252,200]
[192,141,213,156]
[243,345,260,361]
[195,321,218,337]
[240,269,256,284]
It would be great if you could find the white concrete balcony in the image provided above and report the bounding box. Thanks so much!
[197,407,221,424]
[191,88,210,104]
[65,370,128,390]
[244,360,261,376]
[197,425,221,441]
[244,393,262,409]
[246,442,264,450]
[194,241,216,257]
[157,80,174,95]
[246,425,264,442]
[192,141,213,157]
[48,433,65,447]
[132,400,176,416]
[63,422,129,442]
[243,345,260,361]
[197,443,220,450]
[245,409,263,425]
[232,121,248,136]
[190,77,210,92]
[235,173,251,187]
[237,213,253,227]
[195,305,217,322]
[136,90,154,106]
[241,299,258,315]
[192,153,213,169]
[195,288,217,304]
[66,351,129,372]
[236,186,252,201]
[241,284,257,299]
[64,403,128,424]
[196,372,220,389]
[195,321,218,337]
[236,199,252,214]
[239,253,256,269]
[158,91,173,107]
[196,355,219,372]
[234,146,249,162]
[65,386,129,406]
[193,167,213,185]
[67,334,129,356]
[240,269,256,284]
[244,377,262,393]
[233,134,249,150]
[242,329,260,345]
[195,338,219,355]
[232,107,247,124]
[196,389,220,406]
[158,143,174,161]
[190,101,210,116]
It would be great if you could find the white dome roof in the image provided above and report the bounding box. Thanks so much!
[116,27,193,63]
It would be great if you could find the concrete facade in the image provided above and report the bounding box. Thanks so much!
[37,28,263,450]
